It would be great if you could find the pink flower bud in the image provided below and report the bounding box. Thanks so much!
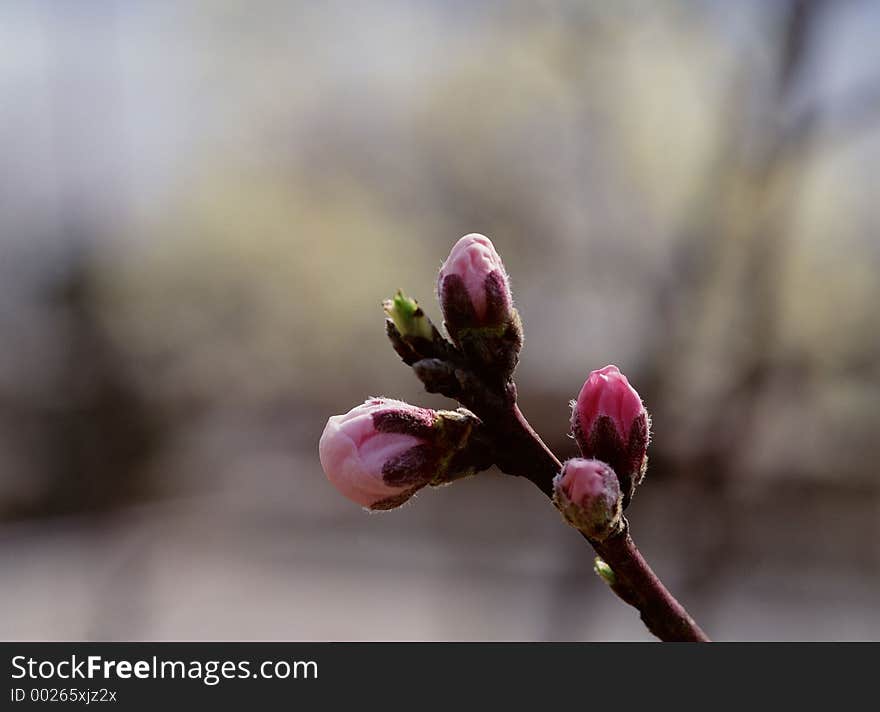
[553,458,623,540]
[438,234,511,324]
[437,234,522,377]
[319,398,439,510]
[319,399,488,511]
[571,365,650,506]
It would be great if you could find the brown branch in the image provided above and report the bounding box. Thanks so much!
[497,401,710,643]
[394,320,709,642]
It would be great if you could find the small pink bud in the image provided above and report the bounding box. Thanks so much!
[437,234,522,377]
[571,365,650,506]
[319,398,439,510]
[553,458,623,540]
[438,234,511,323]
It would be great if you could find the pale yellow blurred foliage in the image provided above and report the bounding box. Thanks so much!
[599,14,730,230]
[95,171,435,407]
[784,150,879,367]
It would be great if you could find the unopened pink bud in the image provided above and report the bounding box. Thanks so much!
[553,458,623,540]
[573,365,645,442]
[437,234,522,377]
[571,365,650,506]
[319,398,438,510]
[438,233,512,325]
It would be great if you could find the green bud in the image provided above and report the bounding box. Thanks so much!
[383,290,435,342]
[593,557,616,587]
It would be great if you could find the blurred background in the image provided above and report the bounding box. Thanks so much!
[1,0,878,641]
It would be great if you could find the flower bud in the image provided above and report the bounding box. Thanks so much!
[553,458,623,541]
[437,234,522,378]
[571,365,650,507]
[593,557,616,587]
[384,290,434,339]
[438,234,510,324]
[318,398,487,511]
[383,290,450,369]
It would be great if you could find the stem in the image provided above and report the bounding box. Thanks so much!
[393,317,710,640]
[592,530,710,642]
[493,402,710,642]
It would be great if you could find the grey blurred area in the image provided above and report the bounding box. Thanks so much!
[1,0,879,641]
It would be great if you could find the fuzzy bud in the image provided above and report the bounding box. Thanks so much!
[319,398,487,511]
[571,365,650,507]
[437,234,522,378]
[553,458,623,541]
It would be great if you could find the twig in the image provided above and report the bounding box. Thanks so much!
[396,321,710,642]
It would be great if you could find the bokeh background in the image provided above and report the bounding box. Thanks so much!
[2,0,878,641]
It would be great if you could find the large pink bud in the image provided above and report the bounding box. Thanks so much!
[553,458,623,540]
[571,365,650,507]
[437,234,522,377]
[319,399,438,510]
[319,398,486,511]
